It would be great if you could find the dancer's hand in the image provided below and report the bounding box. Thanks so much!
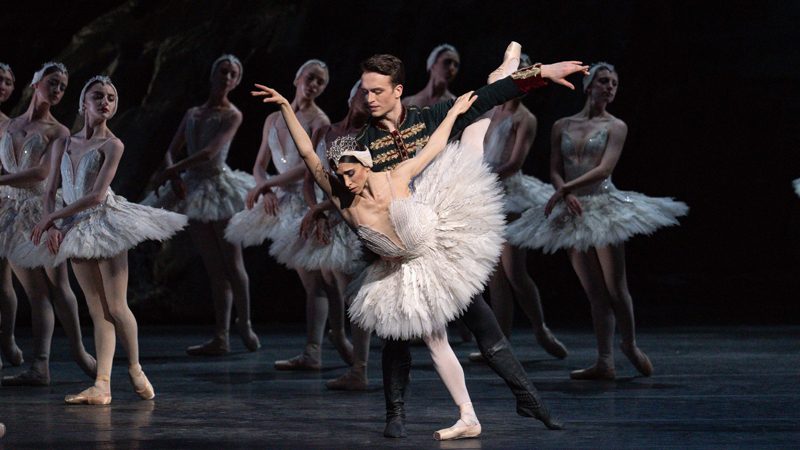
[31,216,56,246]
[245,184,262,210]
[447,91,478,117]
[261,190,279,216]
[545,189,582,217]
[300,207,330,244]
[540,62,590,90]
[564,193,582,216]
[252,85,290,107]
[46,228,63,255]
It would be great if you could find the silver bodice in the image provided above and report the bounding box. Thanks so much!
[483,114,514,170]
[185,109,233,177]
[61,142,107,206]
[0,131,48,198]
[268,117,310,175]
[561,128,612,196]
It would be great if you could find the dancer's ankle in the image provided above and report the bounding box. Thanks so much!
[95,375,111,394]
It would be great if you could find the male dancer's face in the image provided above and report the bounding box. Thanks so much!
[361,72,402,119]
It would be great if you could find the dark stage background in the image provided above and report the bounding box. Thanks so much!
[0,0,797,327]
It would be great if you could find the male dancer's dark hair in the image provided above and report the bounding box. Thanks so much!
[360,55,405,87]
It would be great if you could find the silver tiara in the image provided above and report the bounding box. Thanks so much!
[30,62,67,86]
[79,76,118,116]
[326,136,360,164]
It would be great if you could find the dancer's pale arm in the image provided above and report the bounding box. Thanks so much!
[166,110,242,173]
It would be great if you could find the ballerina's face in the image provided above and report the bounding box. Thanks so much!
[211,60,241,94]
[587,68,618,105]
[295,64,328,101]
[83,82,117,121]
[361,72,402,118]
[430,50,460,84]
[335,161,369,195]
[0,70,13,103]
[34,71,68,106]
[349,87,369,118]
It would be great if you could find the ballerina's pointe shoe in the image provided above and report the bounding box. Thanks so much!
[2,367,50,386]
[536,328,569,360]
[328,330,354,366]
[235,318,261,352]
[129,364,155,400]
[434,422,482,441]
[620,343,654,376]
[65,376,112,405]
[570,365,616,381]
[186,333,230,356]
[274,346,321,371]
[0,422,5,438]
[487,41,522,84]
[326,368,368,391]
[1,342,24,366]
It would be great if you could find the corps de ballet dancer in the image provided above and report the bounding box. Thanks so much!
[355,45,585,437]
[27,76,187,404]
[508,62,689,380]
[469,53,568,363]
[295,80,371,390]
[226,60,355,371]
[0,63,97,386]
[145,55,260,356]
[255,81,497,440]
[403,44,460,107]
[0,61,22,371]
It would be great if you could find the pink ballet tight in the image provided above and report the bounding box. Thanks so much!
[424,329,479,427]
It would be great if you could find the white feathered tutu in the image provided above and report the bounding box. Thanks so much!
[502,172,554,215]
[347,138,506,340]
[224,180,307,251]
[12,189,187,268]
[507,179,688,253]
[793,178,800,198]
[143,165,253,222]
[0,188,61,260]
[290,212,363,273]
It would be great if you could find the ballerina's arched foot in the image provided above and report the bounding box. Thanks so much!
[235,319,261,352]
[274,347,321,371]
[326,368,368,391]
[570,365,616,381]
[536,328,569,360]
[1,367,49,386]
[620,342,654,376]
[65,385,112,405]
[1,342,24,367]
[129,364,155,400]
[434,422,481,441]
[186,333,230,356]
[328,330,354,366]
[488,41,522,84]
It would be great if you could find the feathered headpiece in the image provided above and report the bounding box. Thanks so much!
[30,62,67,86]
[295,59,328,85]
[426,44,458,71]
[583,62,616,92]
[211,54,243,84]
[79,76,118,116]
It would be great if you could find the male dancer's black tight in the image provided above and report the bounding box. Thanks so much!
[382,293,563,437]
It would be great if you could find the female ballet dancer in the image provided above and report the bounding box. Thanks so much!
[226,59,354,371]
[295,80,371,390]
[403,44,460,107]
[29,76,187,404]
[255,83,500,440]
[0,62,96,385]
[145,55,260,356]
[0,61,21,370]
[508,63,689,379]
[470,54,567,363]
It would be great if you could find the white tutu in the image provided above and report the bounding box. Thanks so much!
[224,181,307,250]
[12,190,187,268]
[0,189,61,261]
[793,178,800,197]
[507,179,688,253]
[347,136,506,340]
[502,172,554,214]
[290,214,363,273]
[143,166,253,222]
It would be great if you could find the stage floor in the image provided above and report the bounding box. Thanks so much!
[0,325,798,449]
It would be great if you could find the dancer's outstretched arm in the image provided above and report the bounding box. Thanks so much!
[393,91,477,182]
[252,84,338,208]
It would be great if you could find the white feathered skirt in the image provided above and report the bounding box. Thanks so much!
[793,178,800,198]
[12,189,187,268]
[143,165,253,222]
[347,140,506,340]
[0,188,59,260]
[507,180,689,253]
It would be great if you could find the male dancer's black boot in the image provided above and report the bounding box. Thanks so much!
[382,339,411,438]
[482,337,564,429]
